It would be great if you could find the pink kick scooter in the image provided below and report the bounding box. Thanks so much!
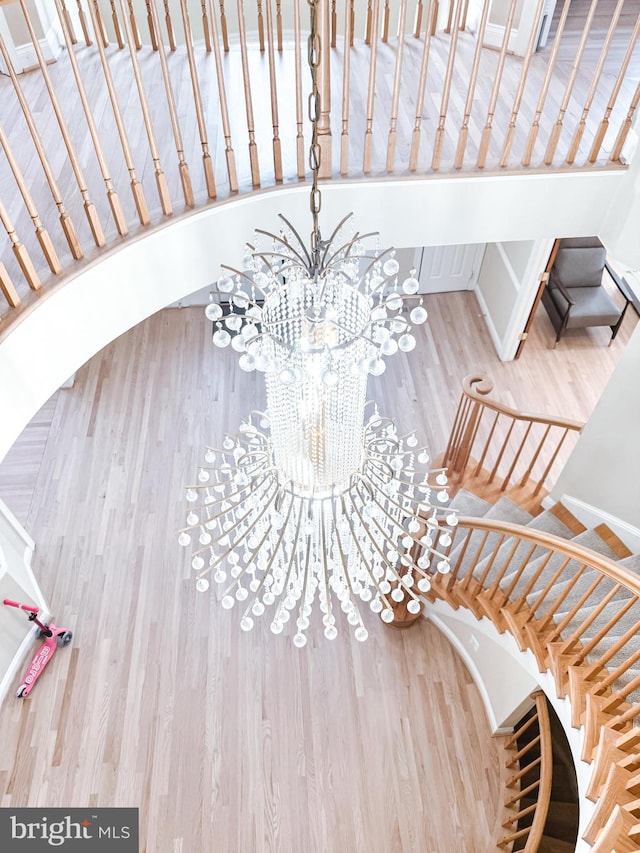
[2,598,72,697]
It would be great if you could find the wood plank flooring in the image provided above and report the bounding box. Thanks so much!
[0,289,637,850]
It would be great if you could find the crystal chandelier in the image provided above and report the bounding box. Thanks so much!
[179,0,457,645]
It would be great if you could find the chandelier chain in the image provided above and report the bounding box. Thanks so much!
[307,0,323,273]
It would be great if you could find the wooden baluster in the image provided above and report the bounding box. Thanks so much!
[522,0,571,166]
[0,196,41,292]
[579,617,640,677]
[293,0,305,179]
[544,0,600,166]
[432,0,463,170]
[409,0,435,171]
[488,417,516,483]
[144,0,159,49]
[431,0,438,35]
[148,0,194,207]
[442,394,471,469]
[590,640,640,691]
[382,0,390,42]
[54,0,127,237]
[611,80,640,164]
[276,1,282,51]
[86,0,150,225]
[363,0,380,174]
[331,0,337,48]
[477,0,517,168]
[518,424,551,487]
[537,566,594,633]
[163,0,177,50]
[60,0,77,44]
[589,12,640,163]
[75,0,93,45]
[0,35,83,259]
[257,0,265,52]
[386,0,407,172]
[454,0,490,169]
[179,0,217,198]
[524,556,572,620]
[349,0,354,46]
[500,422,533,491]
[0,261,20,308]
[365,0,373,45]
[92,0,109,47]
[340,0,352,175]
[414,0,423,38]
[20,0,105,247]
[110,0,125,48]
[127,0,142,49]
[237,0,260,186]
[459,0,469,30]
[532,428,570,497]
[563,591,635,657]
[118,0,172,214]
[491,542,537,604]
[208,0,238,191]
[445,0,454,33]
[602,672,640,714]
[265,0,282,181]
[499,0,545,168]
[567,0,626,166]
[201,0,212,51]
[473,411,498,476]
[219,0,229,51]
[550,581,622,647]
[0,121,61,275]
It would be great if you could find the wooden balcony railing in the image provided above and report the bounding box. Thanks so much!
[442,374,584,508]
[498,692,553,852]
[424,515,640,851]
[0,0,639,326]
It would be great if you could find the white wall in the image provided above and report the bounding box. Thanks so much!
[0,169,631,465]
[0,499,48,703]
[551,320,640,529]
[475,237,554,360]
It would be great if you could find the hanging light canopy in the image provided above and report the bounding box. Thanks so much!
[179,0,456,645]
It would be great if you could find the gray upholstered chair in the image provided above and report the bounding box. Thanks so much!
[541,236,631,346]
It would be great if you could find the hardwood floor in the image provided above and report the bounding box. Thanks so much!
[0,289,637,850]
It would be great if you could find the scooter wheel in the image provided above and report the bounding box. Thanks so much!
[17,686,27,698]
[57,631,73,647]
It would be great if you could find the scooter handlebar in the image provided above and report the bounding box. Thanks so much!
[3,599,38,613]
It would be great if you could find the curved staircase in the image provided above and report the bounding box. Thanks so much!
[423,487,640,852]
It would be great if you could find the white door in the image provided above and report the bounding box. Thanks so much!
[413,244,486,293]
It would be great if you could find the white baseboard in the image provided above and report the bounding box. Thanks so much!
[557,493,640,554]
[14,28,62,73]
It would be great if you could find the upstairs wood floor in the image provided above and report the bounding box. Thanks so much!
[0,287,637,851]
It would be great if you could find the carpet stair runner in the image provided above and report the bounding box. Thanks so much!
[430,489,640,852]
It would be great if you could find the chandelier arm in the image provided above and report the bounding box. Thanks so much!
[322,237,383,271]
[319,500,336,627]
[212,519,274,591]
[317,212,358,266]
[190,480,282,563]
[180,474,273,528]
[329,498,367,630]
[251,246,310,270]
[338,493,393,612]
[293,524,314,633]
[270,494,307,623]
[220,485,298,601]
[354,479,454,562]
[355,247,397,290]
[273,214,314,266]
[345,488,421,598]
[219,264,270,297]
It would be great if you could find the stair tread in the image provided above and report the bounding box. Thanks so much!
[448,488,493,518]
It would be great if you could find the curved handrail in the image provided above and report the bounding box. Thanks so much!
[523,693,554,853]
[454,516,640,596]
[461,374,585,432]
[443,375,584,498]
[431,514,640,852]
